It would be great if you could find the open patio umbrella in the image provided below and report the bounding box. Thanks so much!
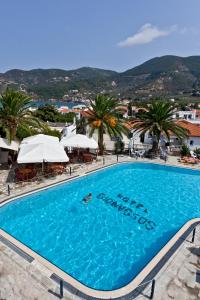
[21,134,59,145]
[60,134,98,149]
[17,143,69,163]
[0,137,19,151]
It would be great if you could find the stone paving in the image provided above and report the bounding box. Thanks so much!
[138,226,200,300]
[0,155,200,299]
[0,242,79,300]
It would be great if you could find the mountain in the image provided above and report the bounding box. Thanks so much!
[2,67,117,84]
[0,67,118,99]
[1,55,200,99]
[118,55,200,97]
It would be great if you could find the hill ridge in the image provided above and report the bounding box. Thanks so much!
[1,55,200,99]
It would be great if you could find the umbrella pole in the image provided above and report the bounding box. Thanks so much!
[42,159,44,173]
[96,149,98,161]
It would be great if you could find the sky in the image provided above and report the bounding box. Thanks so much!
[1,0,200,73]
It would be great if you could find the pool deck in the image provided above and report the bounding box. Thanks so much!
[1,155,200,300]
[1,155,200,205]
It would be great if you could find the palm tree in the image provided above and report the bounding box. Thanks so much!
[133,101,188,154]
[75,116,87,135]
[87,94,129,155]
[0,88,42,142]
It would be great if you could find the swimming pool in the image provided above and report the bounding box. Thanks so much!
[1,163,200,291]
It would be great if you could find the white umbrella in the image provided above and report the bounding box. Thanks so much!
[60,134,98,149]
[61,124,76,139]
[21,134,59,146]
[0,137,19,151]
[17,143,69,163]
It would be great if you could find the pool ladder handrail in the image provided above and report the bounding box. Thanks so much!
[134,278,156,299]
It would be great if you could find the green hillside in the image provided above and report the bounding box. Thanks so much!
[1,55,200,99]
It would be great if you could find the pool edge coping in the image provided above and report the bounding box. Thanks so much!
[1,161,200,299]
[1,219,199,299]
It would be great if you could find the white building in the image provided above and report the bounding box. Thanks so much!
[170,120,200,150]
[174,110,196,121]
[174,109,200,125]
[129,120,200,151]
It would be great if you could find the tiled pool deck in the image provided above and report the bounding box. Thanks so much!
[1,156,200,300]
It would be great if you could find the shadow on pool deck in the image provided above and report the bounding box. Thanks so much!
[188,246,200,257]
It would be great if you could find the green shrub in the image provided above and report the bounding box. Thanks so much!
[41,127,61,139]
[194,148,200,155]
[180,144,190,157]
[114,140,125,154]
[34,105,75,123]
[16,124,61,140]
[16,126,38,140]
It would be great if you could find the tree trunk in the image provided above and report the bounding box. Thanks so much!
[98,125,104,155]
[151,135,159,155]
[9,125,17,143]
[151,140,159,154]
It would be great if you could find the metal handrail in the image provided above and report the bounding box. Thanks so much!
[0,167,75,196]
[134,279,156,299]
[0,185,11,196]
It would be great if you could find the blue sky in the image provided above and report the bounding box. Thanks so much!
[1,0,200,72]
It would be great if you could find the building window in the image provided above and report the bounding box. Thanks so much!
[190,140,194,146]
[140,133,145,143]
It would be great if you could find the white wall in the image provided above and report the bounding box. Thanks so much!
[170,136,200,150]
[174,111,196,120]
[186,137,200,150]
[132,131,153,144]
[0,149,8,163]
[91,132,130,151]
[90,131,153,151]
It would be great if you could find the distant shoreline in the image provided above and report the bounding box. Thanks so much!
[31,100,84,108]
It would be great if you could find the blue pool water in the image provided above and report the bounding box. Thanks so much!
[1,163,200,290]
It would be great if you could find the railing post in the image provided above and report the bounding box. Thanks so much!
[117,154,119,162]
[60,279,63,298]
[191,228,196,243]
[103,157,105,165]
[150,279,155,299]
[70,166,72,176]
[7,184,10,196]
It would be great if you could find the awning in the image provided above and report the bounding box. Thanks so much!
[60,134,98,149]
[0,137,19,151]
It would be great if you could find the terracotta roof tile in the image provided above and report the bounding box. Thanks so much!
[80,110,94,117]
[59,108,69,113]
[176,120,200,137]
[116,106,128,111]
[124,120,138,130]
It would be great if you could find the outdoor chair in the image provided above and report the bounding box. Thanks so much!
[83,153,93,163]
[137,150,146,158]
[15,168,37,182]
[130,149,138,158]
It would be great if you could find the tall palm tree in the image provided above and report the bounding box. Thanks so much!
[87,94,129,155]
[75,116,87,135]
[0,88,42,142]
[133,101,188,154]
